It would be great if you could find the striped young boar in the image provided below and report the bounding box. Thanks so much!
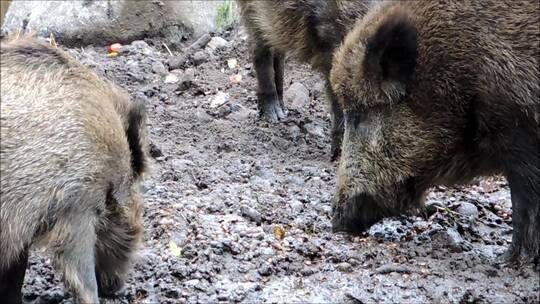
[0,37,149,303]
[237,0,373,160]
[330,0,539,261]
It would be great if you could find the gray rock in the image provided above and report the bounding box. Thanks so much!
[284,82,310,110]
[3,1,238,46]
[195,108,214,123]
[167,55,188,70]
[290,200,304,213]
[189,33,212,50]
[193,51,209,66]
[207,36,229,50]
[241,205,262,224]
[304,122,325,138]
[151,61,168,76]
[431,228,466,253]
[457,202,479,218]
[180,68,196,90]
[227,104,256,121]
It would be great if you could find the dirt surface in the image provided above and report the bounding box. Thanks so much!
[21,26,539,303]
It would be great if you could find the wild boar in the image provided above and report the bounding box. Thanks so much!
[237,0,373,160]
[330,0,539,261]
[0,37,149,303]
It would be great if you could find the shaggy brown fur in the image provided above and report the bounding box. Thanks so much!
[0,37,149,303]
[330,0,539,262]
[0,0,10,27]
[237,0,373,160]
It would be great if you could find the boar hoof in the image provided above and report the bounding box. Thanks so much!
[259,98,286,122]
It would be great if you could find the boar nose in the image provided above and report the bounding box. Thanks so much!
[332,192,385,234]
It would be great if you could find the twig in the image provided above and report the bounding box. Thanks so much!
[162,42,173,56]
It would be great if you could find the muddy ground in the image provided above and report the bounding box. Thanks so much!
[22,25,539,303]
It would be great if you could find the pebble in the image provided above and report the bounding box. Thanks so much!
[304,122,325,138]
[431,228,465,253]
[180,68,195,90]
[207,36,229,50]
[193,51,208,65]
[167,55,188,70]
[457,202,479,219]
[210,91,230,108]
[284,82,310,110]
[152,61,168,76]
[337,262,353,273]
[241,206,262,224]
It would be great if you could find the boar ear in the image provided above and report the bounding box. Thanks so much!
[364,11,418,99]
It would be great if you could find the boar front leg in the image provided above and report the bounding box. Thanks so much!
[0,248,28,304]
[252,42,286,121]
[326,83,344,162]
[505,169,540,264]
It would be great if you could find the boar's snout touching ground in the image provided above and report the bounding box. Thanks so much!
[0,37,149,303]
[330,1,539,262]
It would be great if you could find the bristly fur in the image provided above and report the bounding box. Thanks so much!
[331,0,539,262]
[0,36,149,303]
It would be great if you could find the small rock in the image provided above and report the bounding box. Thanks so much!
[227,58,238,69]
[431,228,466,253]
[258,264,273,276]
[290,200,304,213]
[304,122,325,138]
[131,40,150,49]
[180,68,195,90]
[241,205,262,224]
[195,108,213,123]
[164,73,179,84]
[207,36,229,50]
[229,74,242,84]
[285,82,310,110]
[192,51,208,66]
[210,91,230,108]
[189,33,212,50]
[227,104,255,121]
[149,142,163,158]
[457,202,479,218]
[152,61,168,76]
[337,262,353,273]
[167,55,188,70]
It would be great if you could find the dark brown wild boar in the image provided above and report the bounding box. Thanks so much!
[0,37,150,303]
[237,0,373,160]
[330,0,539,262]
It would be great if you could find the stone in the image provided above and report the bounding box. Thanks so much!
[193,51,208,66]
[3,1,238,46]
[152,61,168,76]
[207,36,229,50]
[457,202,479,218]
[284,82,310,110]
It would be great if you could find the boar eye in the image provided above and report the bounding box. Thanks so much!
[346,111,368,129]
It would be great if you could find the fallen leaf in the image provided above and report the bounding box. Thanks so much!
[169,241,182,257]
[274,226,286,240]
[227,58,238,69]
[229,74,242,84]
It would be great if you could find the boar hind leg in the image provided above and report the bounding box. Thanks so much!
[505,169,540,263]
[0,249,28,304]
[273,52,285,108]
[327,84,344,161]
[253,42,286,121]
[95,193,143,297]
[52,206,99,303]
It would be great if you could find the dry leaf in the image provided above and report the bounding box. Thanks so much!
[274,226,285,240]
[169,241,182,257]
